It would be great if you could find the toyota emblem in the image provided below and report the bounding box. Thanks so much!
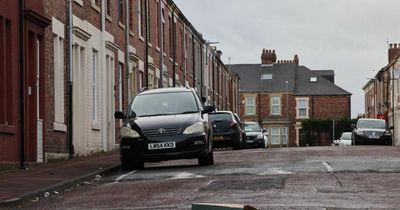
[158,128,166,134]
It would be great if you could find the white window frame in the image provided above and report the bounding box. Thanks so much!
[53,35,66,131]
[271,96,281,115]
[281,127,288,145]
[270,127,281,145]
[118,63,123,111]
[92,49,98,124]
[296,97,309,119]
[261,74,273,80]
[245,96,255,115]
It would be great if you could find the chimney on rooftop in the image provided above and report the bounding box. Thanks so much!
[388,43,400,64]
[261,48,277,64]
[293,54,299,65]
[216,50,222,59]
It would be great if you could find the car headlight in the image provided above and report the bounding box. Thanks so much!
[183,122,205,134]
[257,133,264,139]
[120,127,140,138]
[356,131,364,136]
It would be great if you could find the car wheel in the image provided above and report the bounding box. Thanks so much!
[132,161,144,170]
[121,157,133,171]
[198,150,213,166]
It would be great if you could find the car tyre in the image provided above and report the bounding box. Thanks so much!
[198,150,213,166]
[132,161,144,170]
[121,158,133,171]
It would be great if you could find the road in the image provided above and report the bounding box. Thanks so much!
[20,146,400,209]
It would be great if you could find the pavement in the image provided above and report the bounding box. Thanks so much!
[0,150,120,208]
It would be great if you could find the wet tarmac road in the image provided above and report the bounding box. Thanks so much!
[19,146,400,209]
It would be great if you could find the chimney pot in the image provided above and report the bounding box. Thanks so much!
[395,44,398,48]
[390,44,393,48]
[272,50,275,54]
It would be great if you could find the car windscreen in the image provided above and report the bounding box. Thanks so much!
[341,133,352,140]
[357,120,386,129]
[244,123,261,132]
[209,113,232,122]
[129,91,198,117]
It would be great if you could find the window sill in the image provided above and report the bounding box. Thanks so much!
[129,31,135,37]
[106,15,112,23]
[148,42,152,48]
[169,57,174,63]
[139,36,145,42]
[92,123,101,131]
[74,0,83,6]
[156,47,160,52]
[91,3,100,13]
[0,125,16,134]
[53,122,67,132]
[118,21,125,29]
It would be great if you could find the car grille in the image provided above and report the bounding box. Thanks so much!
[246,136,257,140]
[143,128,181,137]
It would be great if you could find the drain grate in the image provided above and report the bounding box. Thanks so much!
[200,177,286,191]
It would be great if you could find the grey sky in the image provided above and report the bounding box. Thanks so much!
[174,0,400,117]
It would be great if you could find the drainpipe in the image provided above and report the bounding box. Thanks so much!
[392,68,396,146]
[67,0,74,159]
[192,36,196,89]
[144,0,148,88]
[200,43,203,98]
[172,13,176,87]
[258,92,261,124]
[212,55,215,107]
[158,1,163,88]
[19,0,26,169]
[125,0,129,106]
[101,0,106,152]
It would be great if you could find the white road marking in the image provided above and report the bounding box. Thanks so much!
[258,168,293,175]
[322,161,334,173]
[169,172,204,179]
[115,170,137,182]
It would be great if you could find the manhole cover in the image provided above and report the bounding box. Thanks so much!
[201,177,286,191]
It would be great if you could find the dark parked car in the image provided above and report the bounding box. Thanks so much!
[208,111,245,149]
[244,121,268,148]
[352,118,392,145]
[114,87,215,171]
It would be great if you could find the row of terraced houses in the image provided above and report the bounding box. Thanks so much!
[0,0,240,165]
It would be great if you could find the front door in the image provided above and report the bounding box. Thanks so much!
[25,32,43,162]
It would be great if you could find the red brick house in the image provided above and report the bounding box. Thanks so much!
[0,0,50,164]
[230,49,351,147]
[1,0,239,164]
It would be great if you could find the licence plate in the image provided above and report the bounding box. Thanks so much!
[246,140,253,143]
[148,142,176,150]
[213,136,223,140]
[368,135,380,139]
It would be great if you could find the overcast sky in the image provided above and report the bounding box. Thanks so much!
[174,0,400,118]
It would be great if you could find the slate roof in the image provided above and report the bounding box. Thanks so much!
[228,63,351,96]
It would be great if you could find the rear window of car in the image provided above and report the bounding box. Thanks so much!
[245,123,261,132]
[357,120,386,129]
[209,113,232,122]
[341,133,352,140]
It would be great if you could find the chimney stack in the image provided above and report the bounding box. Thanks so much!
[216,50,222,59]
[261,48,277,64]
[293,54,299,65]
[388,43,400,64]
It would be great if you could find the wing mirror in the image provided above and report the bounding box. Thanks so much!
[114,111,126,119]
[202,105,215,114]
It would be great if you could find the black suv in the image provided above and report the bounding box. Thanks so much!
[208,111,246,149]
[114,87,215,170]
[352,118,392,145]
